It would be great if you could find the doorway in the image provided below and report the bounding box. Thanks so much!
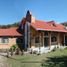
[16,37,23,51]
[44,37,49,47]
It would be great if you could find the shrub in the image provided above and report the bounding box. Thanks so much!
[10,44,18,51]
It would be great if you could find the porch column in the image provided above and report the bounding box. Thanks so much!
[40,32,44,47]
[49,32,51,49]
[43,32,44,47]
[38,32,42,54]
[64,34,65,46]
[57,33,61,48]
[57,33,60,45]
[40,33,41,47]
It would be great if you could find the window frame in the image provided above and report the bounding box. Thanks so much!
[1,37,9,44]
[35,36,40,43]
[51,35,57,42]
[44,31,48,36]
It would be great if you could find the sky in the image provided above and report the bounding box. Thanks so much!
[0,0,67,25]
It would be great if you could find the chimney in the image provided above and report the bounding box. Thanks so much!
[26,10,35,23]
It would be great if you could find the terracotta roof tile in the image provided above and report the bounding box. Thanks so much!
[0,27,22,36]
[31,20,67,32]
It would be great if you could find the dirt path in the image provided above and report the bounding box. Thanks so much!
[0,54,10,67]
[0,55,7,67]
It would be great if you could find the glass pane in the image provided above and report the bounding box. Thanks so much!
[44,32,48,36]
[1,37,9,43]
[35,36,39,43]
[51,36,57,42]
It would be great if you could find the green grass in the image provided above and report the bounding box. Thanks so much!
[7,48,67,67]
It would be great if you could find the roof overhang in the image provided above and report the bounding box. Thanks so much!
[36,28,67,33]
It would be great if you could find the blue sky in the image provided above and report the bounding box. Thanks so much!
[0,0,67,25]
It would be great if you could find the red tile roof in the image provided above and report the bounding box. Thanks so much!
[0,27,22,36]
[31,20,67,32]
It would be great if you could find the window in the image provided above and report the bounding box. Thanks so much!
[44,31,48,36]
[51,36,57,42]
[1,37,9,44]
[16,37,23,44]
[35,36,39,43]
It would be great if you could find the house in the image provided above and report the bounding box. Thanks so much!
[20,11,67,52]
[0,11,67,52]
[0,27,22,49]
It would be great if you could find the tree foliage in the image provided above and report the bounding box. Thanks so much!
[0,22,20,28]
[61,22,67,26]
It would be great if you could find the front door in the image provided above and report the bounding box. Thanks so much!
[44,37,49,47]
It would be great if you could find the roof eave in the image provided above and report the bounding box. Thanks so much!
[37,28,67,33]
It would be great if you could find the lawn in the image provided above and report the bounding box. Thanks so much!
[7,48,67,67]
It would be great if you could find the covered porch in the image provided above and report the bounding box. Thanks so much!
[30,31,67,48]
[28,30,67,53]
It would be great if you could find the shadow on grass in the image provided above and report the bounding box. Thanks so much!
[41,56,67,67]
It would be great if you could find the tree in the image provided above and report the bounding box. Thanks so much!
[0,22,20,28]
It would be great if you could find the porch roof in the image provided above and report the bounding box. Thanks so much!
[31,20,67,33]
